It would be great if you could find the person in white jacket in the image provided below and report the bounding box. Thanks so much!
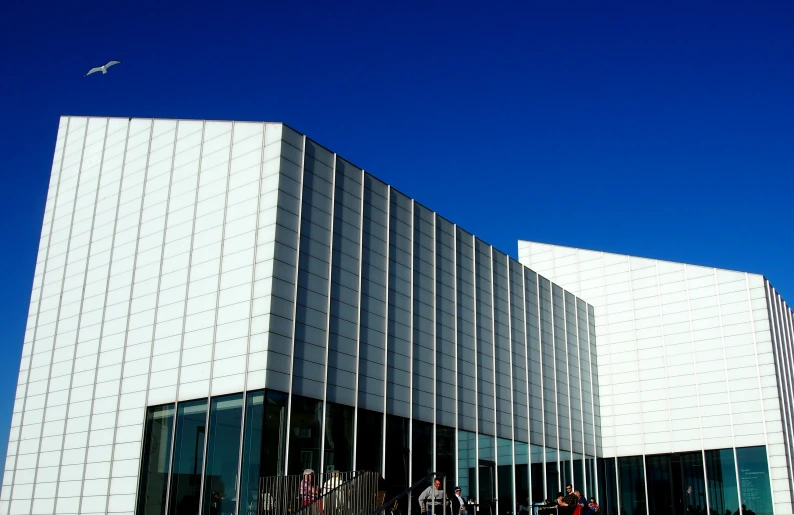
[323,470,345,514]
[418,478,448,514]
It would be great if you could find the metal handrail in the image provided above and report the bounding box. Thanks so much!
[257,470,380,515]
[293,470,379,515]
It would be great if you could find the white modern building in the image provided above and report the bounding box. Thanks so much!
[519,240,794,515]
[0,116,791,515]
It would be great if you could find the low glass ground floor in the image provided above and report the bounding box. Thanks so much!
[135,389,775,515]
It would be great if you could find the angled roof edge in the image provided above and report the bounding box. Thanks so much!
[517,239,765,280]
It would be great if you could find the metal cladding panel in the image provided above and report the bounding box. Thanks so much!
[518,239,793,514]
[1,117,283,515]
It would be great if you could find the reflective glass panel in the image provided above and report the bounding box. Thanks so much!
[646,455,672,515]
[479,433,495,462]
[515,442,529,510]
[585,457,596,501]
[412,419,433,484]
[497,438,514,515]
[573,453,584,497]
[675,452,706,515]
[287,395,322,475]
[168,399,208,515]
[559,450,572,492]
[618,456,646,515]
[598,457,618,515]
[137,404,175,515]
[458,430,477,503]
[437,425,456,485]
[737,446,773,515]
[324,402,354,472]
[240,390,287,513]
[202,394,243,515]
[705,449,740,515]
[385,414,409,497]
[530,444,544,504]
[355,408,383,473]
[546,447,559,500]
[479,434,496,506]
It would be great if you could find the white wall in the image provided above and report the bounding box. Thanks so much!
[0,117,284,515]
[765,283,794,513]
[518,240,792,514]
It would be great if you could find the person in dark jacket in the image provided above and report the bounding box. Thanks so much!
[450,486,468,514]
[558,485,578,515]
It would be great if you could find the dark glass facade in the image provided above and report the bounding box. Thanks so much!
[138,388,777,515]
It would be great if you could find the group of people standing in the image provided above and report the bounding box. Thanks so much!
[554,484,599,515]
[418,479,602,515]
[298,470,600,515]
[417,478,470,514]
[299,469,350,514]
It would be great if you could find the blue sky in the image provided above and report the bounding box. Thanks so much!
[0,0,792,482]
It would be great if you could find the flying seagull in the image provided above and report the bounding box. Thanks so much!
[85,61,122,77]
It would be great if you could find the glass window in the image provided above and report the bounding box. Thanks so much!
[437,425,455,485]
[646,455,672,515]
[737,446,773,515]
[573,453,584,497]
[324,402,354,473]
[479,434,496,506]
[618,456,646,515]
[705,449,740,515]
[168,399,208,515]
[559,450,572,493]
[585,456,596,502]
[287,395,322,475]
[546,447,559,500]
[355,408,383,473]
[530,444,544,504]
[136,404,175,515]
[412,419,433,485]
[497,437,514,515]
[598,457,618,515]
[240,390,288,515]
[458,430,477,503]
[675,452,706,515]
[385,414,409,498]
[515,442,529,510]
[202,394,243,515]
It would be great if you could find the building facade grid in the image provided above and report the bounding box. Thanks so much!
[2,116,790,515]
[1,117,600,515]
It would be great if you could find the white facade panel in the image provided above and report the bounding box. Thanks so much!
[1,117,284,515]
[518,240,793,513]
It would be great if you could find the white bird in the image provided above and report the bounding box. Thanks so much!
[85,60,122,77]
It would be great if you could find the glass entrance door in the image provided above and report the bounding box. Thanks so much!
[479,460,497,515]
